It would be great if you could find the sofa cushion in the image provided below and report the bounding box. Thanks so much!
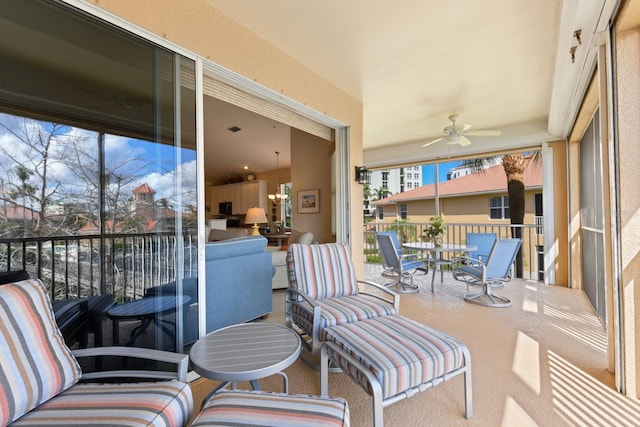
[0,279,82,425]
[205,235,267,260]
[10,381,193,427]
[208,228,249,241]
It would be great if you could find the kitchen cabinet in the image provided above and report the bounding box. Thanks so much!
[208,180,268,215]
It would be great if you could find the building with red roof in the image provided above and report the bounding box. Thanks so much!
[372,156,542,226]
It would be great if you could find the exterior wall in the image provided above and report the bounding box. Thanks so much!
[379,190,541,226]
[369,166,422,194]
[566,0,640,397]
[616,12,640,398]
[88,0,365,271]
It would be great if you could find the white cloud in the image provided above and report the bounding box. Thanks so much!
[133,159,198,210]
[0,113,198,212]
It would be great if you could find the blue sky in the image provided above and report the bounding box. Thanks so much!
[421,161,462,185]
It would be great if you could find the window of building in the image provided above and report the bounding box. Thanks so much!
[378,207,384,220]
[400,203,407,219]
[489,196,509,219]
[535,192,543,235]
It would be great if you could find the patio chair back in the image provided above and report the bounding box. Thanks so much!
[287,243,359,300]
[485,238,522,279]
[467,233,497,262]
[376,233,402,270]
[376,231,402,254]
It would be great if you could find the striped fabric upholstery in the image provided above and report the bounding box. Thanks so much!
[287,243,359,299]
[11,381,193,426]
[192,390,350,427]
[0,279,81,426]
[296,295,397,341]
[289,296,397,340]
[325,315,467,399]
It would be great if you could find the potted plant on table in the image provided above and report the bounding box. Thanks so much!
[426,215,446,247]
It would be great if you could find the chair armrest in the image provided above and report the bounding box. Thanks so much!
[452,255,484,267]
[399,253,427,263]
[52,298,90,348]
[72,346,189,382]
[357,280,400,312]
[452,256,487,282]
[285,288,322,352]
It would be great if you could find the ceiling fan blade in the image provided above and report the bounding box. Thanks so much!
[458,135,472,147]
[460,124,473,132]
[422,137,443,147]
[465,130,502,136]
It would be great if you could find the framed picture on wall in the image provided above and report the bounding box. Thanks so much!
[298,189,319,213]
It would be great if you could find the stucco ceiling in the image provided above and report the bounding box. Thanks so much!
[206,0,617,169]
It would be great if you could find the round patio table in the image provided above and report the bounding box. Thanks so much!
[403,242,477,293]
[190,322,301,402]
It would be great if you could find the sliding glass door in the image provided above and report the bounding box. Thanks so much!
[0,0,198,351]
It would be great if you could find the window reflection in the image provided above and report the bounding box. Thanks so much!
[0,0,198,352]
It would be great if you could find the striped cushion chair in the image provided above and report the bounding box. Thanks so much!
[0,278,193,426]
[285,243,399,367]
[191,390,350,427]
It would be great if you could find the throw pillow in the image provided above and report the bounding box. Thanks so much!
[0,279,82,425]
[287,230,314,246]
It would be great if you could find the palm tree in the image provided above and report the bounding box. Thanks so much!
[371,187,392,201]
[461,151,539,276]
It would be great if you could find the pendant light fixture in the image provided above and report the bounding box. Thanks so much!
[268,151,289,205]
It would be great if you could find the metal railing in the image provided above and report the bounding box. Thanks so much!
[364,222,544,281]
[0,232,197,303]
[1,220,545,304]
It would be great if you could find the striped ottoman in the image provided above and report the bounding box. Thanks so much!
[321,315,472,427]
[192,390,350,427]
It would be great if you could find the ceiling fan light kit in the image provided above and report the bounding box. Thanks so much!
[422,114,501,148]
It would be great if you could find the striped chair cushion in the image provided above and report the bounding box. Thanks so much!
[0,279,81,425]
[192,390,350,427]
[325,315,467,399]
[10,380,193,426]
[291,295,398,340]
[287,243,359,299]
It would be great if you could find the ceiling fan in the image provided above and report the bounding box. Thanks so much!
[422,114,501,147]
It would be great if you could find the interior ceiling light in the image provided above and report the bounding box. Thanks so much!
[268,151,288,205]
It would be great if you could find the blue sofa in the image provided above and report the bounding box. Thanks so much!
[205,235,273,333]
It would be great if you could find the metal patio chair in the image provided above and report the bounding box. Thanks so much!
[376,233,428,293]
[453,238,522,307]
[285,242,398,369]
